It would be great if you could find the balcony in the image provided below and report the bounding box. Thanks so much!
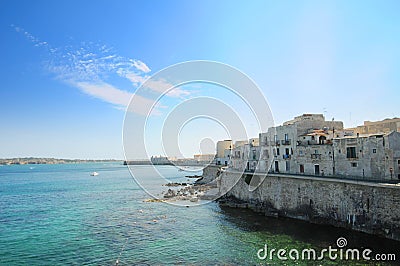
[281,140,291,145]
[311,154,322,160]
[283,154,291,160]
[270,141,280,146]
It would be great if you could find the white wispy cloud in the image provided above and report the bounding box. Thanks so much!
[144,78,192,98]
[13,25,193,115]
[74,82,132,107]
[74,81,162,115]
[121,72,192,98]
[12,24,56,52]
[124,72,148,85]
[131,59,151,73]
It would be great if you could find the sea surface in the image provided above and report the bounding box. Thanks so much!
[0,163,399,265]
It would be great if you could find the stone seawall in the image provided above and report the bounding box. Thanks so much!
[220,170,400,241]
[197,165,221,184]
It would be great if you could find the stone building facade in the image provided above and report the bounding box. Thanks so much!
[215,140,232,166]
[333,132,400,180]
[258,114,343,175]
[348,117,400,135]
[228,114,400,180]
[231,138,260,172]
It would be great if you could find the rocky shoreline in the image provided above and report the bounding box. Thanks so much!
[163,182,215,202]
[144,166,223,203]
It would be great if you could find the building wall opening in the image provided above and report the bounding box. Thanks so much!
[314,164,320,175]
[300,164,304,173]
[346,147,357,158]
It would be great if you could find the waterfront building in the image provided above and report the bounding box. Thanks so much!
[216,140,232,166]
[231,140,247,171]
[333,131,400,180]
[226,114,400,180]
[258,114,343,174]
[347,117,400,135]
[230,139,260,172]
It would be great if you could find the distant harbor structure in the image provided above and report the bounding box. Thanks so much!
[0,158,119,165]
[124,154,216,166]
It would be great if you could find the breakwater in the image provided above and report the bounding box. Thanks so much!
[217,169,400,241]
[123,160,210,166]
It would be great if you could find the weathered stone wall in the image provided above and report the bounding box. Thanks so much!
[220,170,400,241]
[295,144,333,175]
[198,164,221,184]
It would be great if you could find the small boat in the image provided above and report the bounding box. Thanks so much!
[90,172,99,176]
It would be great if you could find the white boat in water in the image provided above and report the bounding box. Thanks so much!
[90,172,99,176]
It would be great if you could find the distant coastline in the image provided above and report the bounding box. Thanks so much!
[0,158,122,165]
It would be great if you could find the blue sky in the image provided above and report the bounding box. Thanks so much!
[0,0,399,159]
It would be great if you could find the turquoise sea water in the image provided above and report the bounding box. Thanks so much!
[0,163,399,265]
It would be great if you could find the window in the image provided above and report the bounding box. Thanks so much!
[398,160,400,165]
[275,161,279,172]
[346,147,357,158]
[373,149,376,154]
[285,148,290,155]
[286,161,290,171]
[277,148,280,156]
[284,133,289,141]
[351,162,357,167]
[299,150,303,156]
[311,136,315,140]
[314,165,320,175]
